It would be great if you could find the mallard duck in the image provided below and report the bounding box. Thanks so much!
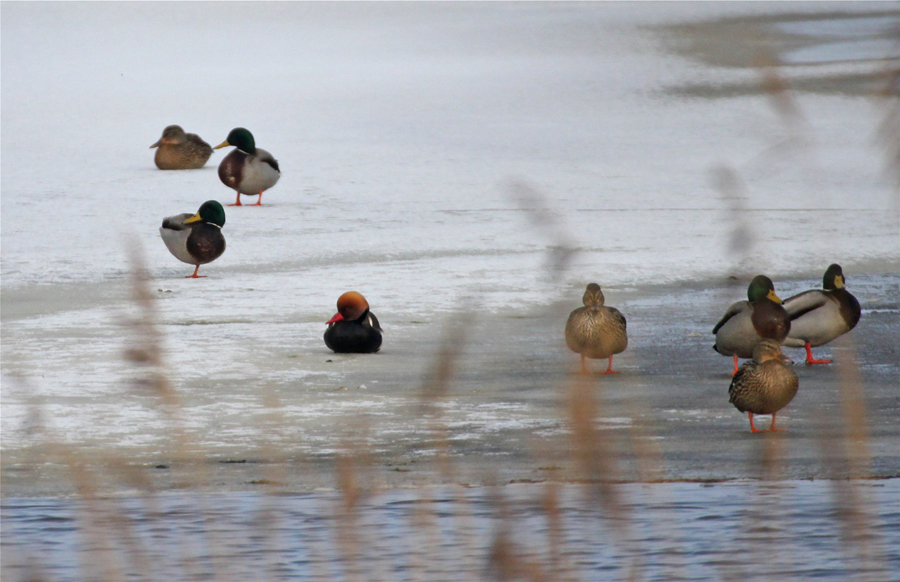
[713,275,790,374]
[324,292,383,353]
[159,200,226,278]
[783,264,861,364]
[214,127,280,206]
[728,339,799,433]
[150,125,214,170]
[565,283,628,374]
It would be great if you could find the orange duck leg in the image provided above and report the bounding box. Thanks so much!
[804,342,832,365]
[186,265,206,279]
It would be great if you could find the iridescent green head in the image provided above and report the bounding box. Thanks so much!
[747,275,780,304]
[823,263,844,290]
[214,127,256,154]
[184,200,226,228]
[582,282,605,309]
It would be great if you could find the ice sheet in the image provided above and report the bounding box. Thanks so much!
[3,2,898,455]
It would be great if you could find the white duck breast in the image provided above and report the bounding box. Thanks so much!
[237,148,280,194]
[159,213,196,264]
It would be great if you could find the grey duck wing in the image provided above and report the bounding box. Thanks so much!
[783,290,829,320]
[259,151,280,173]
[713,300,748,334]
[161,212,194,231]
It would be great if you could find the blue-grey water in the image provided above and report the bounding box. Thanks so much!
[3,480,898,581]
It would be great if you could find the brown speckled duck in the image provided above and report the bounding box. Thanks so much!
[728,339,799,433]
[150,125,214,170]
[713,275,790,375]
[565,283,628,374]
[783,264,861,364]
[214,127,280,206]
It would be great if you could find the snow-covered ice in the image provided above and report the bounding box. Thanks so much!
[2,3,898,458]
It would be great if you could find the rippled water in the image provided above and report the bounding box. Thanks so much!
[4,480,898,581]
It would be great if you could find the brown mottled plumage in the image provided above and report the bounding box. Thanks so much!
[150,125,213,170]
[728,339,799,433]
[565,283,628,374]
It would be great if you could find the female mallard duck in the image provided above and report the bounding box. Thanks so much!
[159,200,226,278]
[729,339,798,433]
[783,264,861,364]
[565,283,628,374]
[324,292,383,353]
[150,125,214,170]
[214,127,280,206]
[713,275,790,374]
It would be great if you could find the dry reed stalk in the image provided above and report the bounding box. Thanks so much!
[88,457,160,582]
[510,178,652,580]
[333,418,401,582]
[539,480,573,582]
[620,395,693,582]
[485,484,552,582]
[249,388,293,582]
[755,52,810,139]
[875,74,900,192]
[711,164,756,270]
[5,372,163,582]
[506,180,577,280]
[413,306,488,579]
[830,342,889,581]
[0,525,52,582]
[873,24,900,195]
[50,445,123,582]
[334,448,365,581]
[564,374,648,582]
[122,239,238,582]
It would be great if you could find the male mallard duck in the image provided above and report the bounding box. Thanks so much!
[713,275,790,374]
[783,264,861,364]
[565,283,628,374]
[728,339,799,433]
[324,292,383,353]
[150,125,214,170]
[159,200,226,278]
[214,127,280,206]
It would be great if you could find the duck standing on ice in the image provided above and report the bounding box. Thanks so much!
[782,264,861,364]
[728,339,799,433]
[159,200,226,278]
[214,127,280,206]
[713,275,790,375]
[324,292,383,353]
[564,283,628,374]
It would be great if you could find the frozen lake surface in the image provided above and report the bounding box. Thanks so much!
[3,3,900,580]
[2,0,899,486]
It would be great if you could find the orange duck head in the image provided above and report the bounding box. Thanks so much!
[326,291,370,324]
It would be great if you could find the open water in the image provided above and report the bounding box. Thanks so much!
[3,480,899,581]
